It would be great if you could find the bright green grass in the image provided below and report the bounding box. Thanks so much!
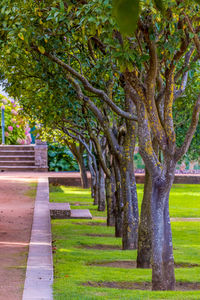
[52,219,200,299]
[50,184,200,299]
[50,184,200,218]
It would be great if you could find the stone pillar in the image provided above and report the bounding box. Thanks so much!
[35,140,48,171]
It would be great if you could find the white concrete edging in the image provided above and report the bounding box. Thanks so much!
[22,177,53,300]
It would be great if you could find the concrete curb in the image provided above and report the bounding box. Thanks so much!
[22,177,53,300]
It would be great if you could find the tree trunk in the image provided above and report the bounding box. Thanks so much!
[105,175,115,226]
[151,176,175,291]
[120,163,138,250]
[78,155,88,189]
[93,182,99,205]
[113,158,123,237]
[120,90,139,250]
[162,193,175,290]
[88,150,96,199]
[137,169,152,268]
[91,171,98,205]
[98,166,106,211]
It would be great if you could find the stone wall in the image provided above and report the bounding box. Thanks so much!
[35,140,48,171]
[49,174,200,186]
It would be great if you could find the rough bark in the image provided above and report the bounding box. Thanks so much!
[151,172,175,291]
[93,182,99,205]
[78,155,88,189]
[162,192,175,290]
[98,166,106,211]
[137,169,152,268]
[120,161,138,250]
[87,145,96,199]
[105,175,115,226]
[113,158,123,237]
[120,91,139,250]
[68,142,89,189]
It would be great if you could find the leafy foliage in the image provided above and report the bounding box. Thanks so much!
[0,94,31,145]
[112,0,140,35]
[48,143,79,172]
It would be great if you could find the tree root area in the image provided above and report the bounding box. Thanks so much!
[88,260,199,269]
[77,244,121,250]
[83,281,200,291]
[85,233,114,238]
[74,222,107,226]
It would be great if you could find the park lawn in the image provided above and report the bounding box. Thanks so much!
[49,184,200,218]
[50,184,200,299]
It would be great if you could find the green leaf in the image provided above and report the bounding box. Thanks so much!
[194,0,200,3]
[60,0,65,12]
[189,32,195,39]
[112,0,140,35]
[153,0,166,13]
[38,46,45,54]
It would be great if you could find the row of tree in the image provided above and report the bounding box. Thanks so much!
[0,0,200,291]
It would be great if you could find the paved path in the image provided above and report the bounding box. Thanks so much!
[0,175,36,300]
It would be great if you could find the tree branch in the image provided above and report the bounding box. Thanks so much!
[184,14,200,58]
[175,93,200,161]
[41,51,137,121]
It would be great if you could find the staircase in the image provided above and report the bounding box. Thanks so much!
[0,145,48,172]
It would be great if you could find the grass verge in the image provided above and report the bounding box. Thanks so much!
[50,184,200,299]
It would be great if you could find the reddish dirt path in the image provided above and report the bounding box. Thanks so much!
[0,176,37,300]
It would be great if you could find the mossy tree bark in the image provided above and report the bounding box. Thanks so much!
[98,165,106,211]
[120,90,139,250]
[105,175,115,226]
[113,157,123,237]
[125,46,200,288]
[137,168,152,268]
[67,141,88,189]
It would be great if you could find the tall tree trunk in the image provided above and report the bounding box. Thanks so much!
[137,169,152,268]
[68,141,88,189]
[88,145,96,198]
[120,88,139,250]
[151,175,175,291]
[120,160,139,250]
[162,192,175,290]
[105,175,115,226]
[98,166,106,211]
[113,158,123,237]
[93,177,99,205]
[78,155,88,189]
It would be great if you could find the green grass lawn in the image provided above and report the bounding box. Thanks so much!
[50,184,200,299]
[50,184,200,218]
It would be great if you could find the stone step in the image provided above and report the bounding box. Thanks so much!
[0,145,34,151]
[70,209,92,219]
[49,203,71,219]
[0,150,35,156]
[0,166,48,172]
[0,156,35,161]
[0,161,35,166]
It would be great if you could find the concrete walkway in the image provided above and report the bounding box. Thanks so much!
[22,178,53,300]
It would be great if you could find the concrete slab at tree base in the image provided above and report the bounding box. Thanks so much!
[49,202,71,219]
[70,209,92,219]
[49,202,92,219]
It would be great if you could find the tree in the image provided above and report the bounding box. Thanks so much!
[0,0,200,291]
